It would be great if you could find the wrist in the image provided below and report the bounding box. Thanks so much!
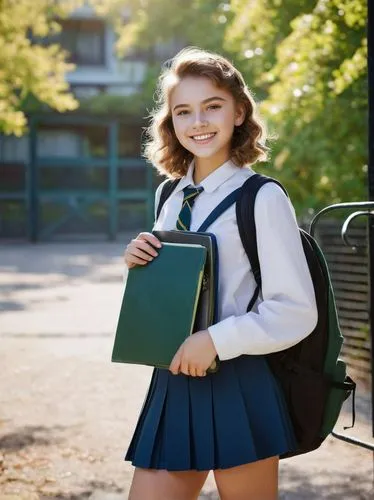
[200,330,217,357]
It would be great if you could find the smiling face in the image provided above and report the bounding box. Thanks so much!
[170,76,245,169]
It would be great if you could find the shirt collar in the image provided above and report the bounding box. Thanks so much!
[174,158,240,194]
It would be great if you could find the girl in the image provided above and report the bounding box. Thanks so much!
[123,47,317,500]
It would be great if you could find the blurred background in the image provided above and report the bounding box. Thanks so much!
[0,1,372,499]
[0,0,368,238]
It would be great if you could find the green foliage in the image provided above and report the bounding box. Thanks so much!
[78,92,149,116]
[0,0,367,211]
[254,0,368,214]
[0,0,82,136]
[110,0,368,211]
[111,0,230,56]
[226,0,312,94]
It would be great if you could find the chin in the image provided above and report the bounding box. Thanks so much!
[194,151,218,159]
[190,147,223,159]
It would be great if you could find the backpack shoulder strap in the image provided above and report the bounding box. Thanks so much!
[156,179,243,231]
[155,179,180,221]
[236,173,288,311]
[197,187,242,232]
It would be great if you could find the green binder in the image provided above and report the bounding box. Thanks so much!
[112,242,207,369]
[153,230,218,336]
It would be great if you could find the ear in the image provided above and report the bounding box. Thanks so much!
[234,104,246,127]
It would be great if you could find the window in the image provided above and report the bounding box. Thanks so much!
[0,135,28,163]
[37,125,108,159]
[59,19,106,66]
[37,130,81,158]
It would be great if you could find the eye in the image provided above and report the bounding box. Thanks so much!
[176,110,189,116]
[207,104,222,111]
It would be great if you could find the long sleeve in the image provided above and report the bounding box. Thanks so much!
[208,182,318,360]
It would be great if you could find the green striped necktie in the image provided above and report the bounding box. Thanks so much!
[176,185,204,231]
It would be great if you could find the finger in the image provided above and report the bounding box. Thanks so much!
[169,349,182,375]
[189,366,198,377]
[125,255,149,267]
[133,240,159,258]
[137,232,162,249]
[196,368,206,377]
[127,245,155,262]
[180,359,190,376]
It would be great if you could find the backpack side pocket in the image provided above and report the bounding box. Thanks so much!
[321,359,356,438]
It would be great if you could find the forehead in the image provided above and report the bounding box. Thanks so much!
[170,76,232,107]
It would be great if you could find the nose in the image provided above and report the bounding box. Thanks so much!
[192,111,208,129]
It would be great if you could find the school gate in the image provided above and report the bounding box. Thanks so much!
[0,114,157,241]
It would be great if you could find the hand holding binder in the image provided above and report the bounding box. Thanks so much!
[124,231,162,269]
[112,230,219,373]
[169,329,218,376]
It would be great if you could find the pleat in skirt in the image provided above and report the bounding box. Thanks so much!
[125,354,297,471]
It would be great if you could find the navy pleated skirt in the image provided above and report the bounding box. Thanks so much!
[125,355,297,471]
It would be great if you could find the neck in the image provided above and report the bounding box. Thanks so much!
[193,152,230,184]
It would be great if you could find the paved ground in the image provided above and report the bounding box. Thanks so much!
[0,240,373,499]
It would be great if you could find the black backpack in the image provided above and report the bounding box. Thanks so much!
[156,173,356,458]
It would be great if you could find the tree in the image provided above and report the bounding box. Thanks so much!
[112,0,368,212]
[1,0,367,211]
[0,0,226,136]
[0,0,87,135]
[225,0,368,212]
[106,0,229,56]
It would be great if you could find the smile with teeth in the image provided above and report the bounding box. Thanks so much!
[191,132,216,142]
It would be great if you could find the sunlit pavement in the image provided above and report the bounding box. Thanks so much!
[0,241,372,499]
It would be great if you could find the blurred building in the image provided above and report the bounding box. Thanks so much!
[0,4,180,241]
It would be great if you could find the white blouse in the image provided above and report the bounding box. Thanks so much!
[153,159,318,361]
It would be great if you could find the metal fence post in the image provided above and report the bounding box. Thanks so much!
[367,0,374,441]
[27,116,38,242]
[108,120,119,240]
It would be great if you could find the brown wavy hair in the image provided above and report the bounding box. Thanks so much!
[143,47,268,178]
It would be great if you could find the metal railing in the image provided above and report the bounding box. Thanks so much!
[310,201,374,452]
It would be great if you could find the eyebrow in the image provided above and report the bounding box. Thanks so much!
[173,96,226,112]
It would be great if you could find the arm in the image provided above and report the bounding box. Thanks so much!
[207,182,318,360]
